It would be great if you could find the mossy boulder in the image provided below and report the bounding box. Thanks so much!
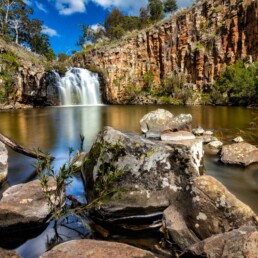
[82,126,203,230]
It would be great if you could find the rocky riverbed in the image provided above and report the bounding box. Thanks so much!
[0,108,257,257]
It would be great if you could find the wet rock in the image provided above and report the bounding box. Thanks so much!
[163,176,258,250]
[82,126,203,230]
[181,226,258,258]
[207,140,223,149]
[220,142,258,166]
[161,131,195,141]
[0,247,21,258]
[166,114,192,132]
[140,109,192,138]
[233,136,244,143]
[0,179,54,233]
[197,135,218,144]
[140,109,173,134]
[204,130,213,136]
[40,239,156,258]
[192,127,205,136]
[0,142,8,185]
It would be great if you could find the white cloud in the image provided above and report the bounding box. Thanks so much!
[55,0,88,15]
[36,1,48,13]
[42,25,59,37]
[92,0,147,15]
[91,24,105,32]
[51,0,192,16]
[91,0,192,15]
[23,0,32,5]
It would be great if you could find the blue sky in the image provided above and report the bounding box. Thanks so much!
[25,0,192,55]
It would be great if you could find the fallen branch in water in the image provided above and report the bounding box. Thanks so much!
[0,132,54,160]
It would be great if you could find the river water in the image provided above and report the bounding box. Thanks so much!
[0,105,258,257]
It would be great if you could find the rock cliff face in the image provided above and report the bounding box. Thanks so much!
[0,40,48,107]
[73,0,258,104]
[16,60,47,105]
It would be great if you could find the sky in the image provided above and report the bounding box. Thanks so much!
[25,0,192,55]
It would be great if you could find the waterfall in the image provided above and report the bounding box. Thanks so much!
[53,68,102,106]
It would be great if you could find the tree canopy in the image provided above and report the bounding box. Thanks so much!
[0,0,55,59]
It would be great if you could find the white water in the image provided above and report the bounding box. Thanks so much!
[53,68,101,105]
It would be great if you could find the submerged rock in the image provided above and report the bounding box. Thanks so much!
[207,140,223,149]
[40,239,156,258]
[0,142,8,185]
[140,109,192,138]
[163,176,258,250]
[181,226,258,258]
[0,179,53,233]
[82,126,203,230]
[220,142,258,166]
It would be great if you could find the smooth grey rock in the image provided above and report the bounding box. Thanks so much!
[192,126,205,136]
[163,175,258,250]
[207,140,223,149]
[0,179,54,232]
[233,136,244,143]
[204,130,214,135]
[220,142,258,166]
[140,109,192,138]
[82,126,203,229]
[41,239,156,258]
[197,135,218,144]
[161,131,195,141]
[181,226,258,258]
[140,109,173,133]
[0,142,8,185]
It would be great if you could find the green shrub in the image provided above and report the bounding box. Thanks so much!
[215,60,258,105]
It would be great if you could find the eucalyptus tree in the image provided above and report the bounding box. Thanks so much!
[148,0,164,22]
[163,0,177,14]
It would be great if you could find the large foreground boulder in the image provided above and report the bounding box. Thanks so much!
[0,179,53,233]
[0,142,8,185]
[140,109,192,138]
[163,176,258,250]
[40,239,156,258]
[181,226,258,258]
[82,126,203,229]
[220,142,258,166]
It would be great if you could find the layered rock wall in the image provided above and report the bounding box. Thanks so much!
[0,41,48,106]
[73,0,258,103]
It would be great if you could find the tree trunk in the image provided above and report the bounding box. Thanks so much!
[0,132,54,160]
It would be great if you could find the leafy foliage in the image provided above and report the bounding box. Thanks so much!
[163,0,177,13]
[214,60,258,105]
[0,1,55,59]
[36,148,75,222]
[148,0,164,22]
[0,50,19,103]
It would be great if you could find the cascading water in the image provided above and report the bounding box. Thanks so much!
[53,68,102,105]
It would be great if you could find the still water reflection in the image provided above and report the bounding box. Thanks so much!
[0,105,257,257]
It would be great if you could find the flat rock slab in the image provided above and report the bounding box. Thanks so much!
[161,131,195,141]
[140,109,192,138]
[220,142,258,166]
[181,226,258,258]
[0,179,52,233]
[0,142,8,185]
[41,239,156,258]
[0,247,21,258]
